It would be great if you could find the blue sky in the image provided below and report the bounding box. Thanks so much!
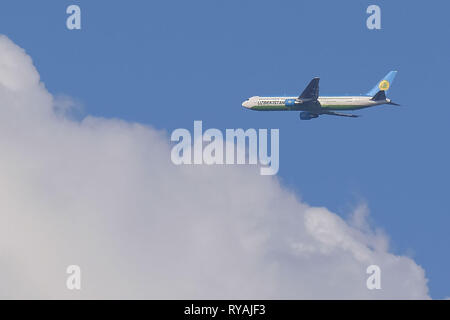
[1,0,449,298]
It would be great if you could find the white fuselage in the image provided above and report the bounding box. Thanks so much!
[242,95,391,111]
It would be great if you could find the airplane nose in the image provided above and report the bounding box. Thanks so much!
[242,100,250,108]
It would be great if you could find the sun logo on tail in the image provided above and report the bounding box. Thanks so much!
[379,80,390,91]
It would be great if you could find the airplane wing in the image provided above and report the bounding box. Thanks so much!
[299,77,320,101]
[322,111,359,118]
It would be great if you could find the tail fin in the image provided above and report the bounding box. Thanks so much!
[366,71,397,96]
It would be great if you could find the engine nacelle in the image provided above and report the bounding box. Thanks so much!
[300,111,319,120]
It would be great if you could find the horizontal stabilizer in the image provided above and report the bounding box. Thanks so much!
[371,90,386,101]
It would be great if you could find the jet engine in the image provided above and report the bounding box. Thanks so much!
[299,112,319,120]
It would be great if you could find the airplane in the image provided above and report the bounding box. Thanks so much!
[242,71,400,120]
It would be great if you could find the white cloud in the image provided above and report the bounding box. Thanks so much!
[0,35,430,299]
